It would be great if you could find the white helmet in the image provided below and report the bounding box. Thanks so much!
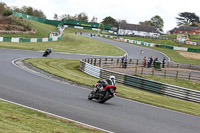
[109,75,115,80]
[109,75,116,86]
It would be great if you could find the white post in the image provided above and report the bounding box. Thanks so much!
[140,50,143,60]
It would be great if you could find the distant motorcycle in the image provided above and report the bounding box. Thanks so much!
[88,82,117,103]
[43,48,52,57]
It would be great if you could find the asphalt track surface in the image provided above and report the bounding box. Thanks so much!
[0,36,200,133]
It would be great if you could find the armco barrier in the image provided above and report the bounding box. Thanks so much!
[124,75,163,94]
[80,59,200,103]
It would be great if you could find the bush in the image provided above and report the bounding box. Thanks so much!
[3,10,12,16]
[6,26,11,30]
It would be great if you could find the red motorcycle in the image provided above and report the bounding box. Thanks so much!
[88,82,117,103]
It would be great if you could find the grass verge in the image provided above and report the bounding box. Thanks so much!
[24,58,200,117]
[141,75,200,91]
[0,100,104,133]
[0,28,124,56]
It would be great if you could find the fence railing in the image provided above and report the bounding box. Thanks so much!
[85,58,200,81]
[84,58,200,70]
[80,59,200,103]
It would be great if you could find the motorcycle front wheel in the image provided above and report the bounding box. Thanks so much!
[98,91,109,103]
[88,91,94,100]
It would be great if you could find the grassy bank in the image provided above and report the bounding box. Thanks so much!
[0,20,57,38]
[0,27,124,56]
[0,100,103,133]
[141,75,200,91]
[24,58,200,116]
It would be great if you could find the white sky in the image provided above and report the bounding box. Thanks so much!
[2,0,199,33]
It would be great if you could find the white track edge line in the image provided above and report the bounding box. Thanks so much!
[0,98,113,133]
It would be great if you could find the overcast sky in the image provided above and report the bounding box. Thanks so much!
[2,0,200,33]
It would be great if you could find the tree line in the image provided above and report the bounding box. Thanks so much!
[55,12,200,32]
[0,2,46,19]
[1,2,200,32]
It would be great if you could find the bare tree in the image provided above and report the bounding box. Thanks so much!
[90,16,97,23]
[53,13,58,20]
[77,12,88,22]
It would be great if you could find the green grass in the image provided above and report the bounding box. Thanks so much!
[0,27,124,56]
[0,20,57,38]
[24,58,200,116]
[151,47,200,64]
[0,100,103,133]
[141,75,200,91]
[161,34,200,40]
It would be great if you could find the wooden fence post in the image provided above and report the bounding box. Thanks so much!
[141,67,144,75]
[91,58,93,64]
[189,73,191,80]
[111,58,113,66]
[94,58,96,66]
[167,62,169,68]
[99,59,102,67]
[176,71,179,79]
[152,68,155,76]
[117,58,119,67]
[135,65,138,75]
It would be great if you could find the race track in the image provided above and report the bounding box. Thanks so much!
[0,37,199,133]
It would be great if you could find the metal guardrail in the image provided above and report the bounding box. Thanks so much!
[80,59,200,103]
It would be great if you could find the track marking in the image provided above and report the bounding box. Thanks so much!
[0,98,113,133]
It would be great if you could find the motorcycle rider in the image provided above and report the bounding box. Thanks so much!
[106,75,116,86]
[46,48,52,54]
[93,75,116,93]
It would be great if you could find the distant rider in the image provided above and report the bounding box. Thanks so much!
[46,48,52,54]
